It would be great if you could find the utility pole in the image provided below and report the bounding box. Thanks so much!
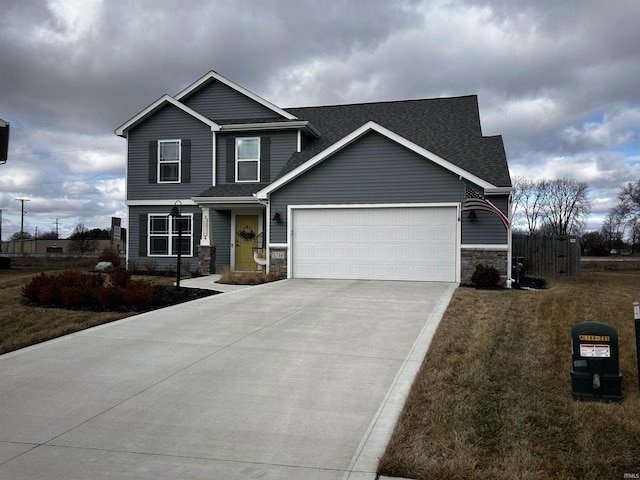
[0,209,6,253]
[15,198,30,255]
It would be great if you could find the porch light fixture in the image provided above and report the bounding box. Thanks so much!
[169,201,183,290]
[272,212,282,222]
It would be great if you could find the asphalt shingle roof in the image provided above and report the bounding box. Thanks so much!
[283,96,511,188]
[195,95,511,198]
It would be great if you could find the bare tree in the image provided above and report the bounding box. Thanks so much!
[68,223,99,253]
[615,180,640,252]
[513,177,591,236]
[601,209,626,252]
[36,230,59,240]
[512,176,549,234]
[542,178,590,235]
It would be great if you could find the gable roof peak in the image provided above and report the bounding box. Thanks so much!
[175,70,297,121]
[114,94,220,137]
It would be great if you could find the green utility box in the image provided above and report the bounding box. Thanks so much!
[571,321,622,402]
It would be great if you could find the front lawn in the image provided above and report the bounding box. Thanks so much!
[0,267,214,355]
[379,270,640,479]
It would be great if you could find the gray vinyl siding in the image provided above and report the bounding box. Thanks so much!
[269,131,508,245]
[211,209,231,272]
[127,205,201,272]
[127,104,213,200]
[461,195,509,244]
[216,130,297,185]
[269,131,460,242]
[182,80,280,121]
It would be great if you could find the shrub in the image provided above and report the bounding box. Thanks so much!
[59,271,102,308]
[143,260,158,273]
[57,270,104,290]
[22,273,53,303]
[96,285,125,309]
[38,284,59,306]
[109,267,132,288]
[23,270,104,308]
[471,263,501,288]
[123,279,155,309]
[98,247,122,268]
[61,285,94,309]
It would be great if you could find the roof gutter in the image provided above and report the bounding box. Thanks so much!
[485,187,514,195]
[191,196,263,206]
[220,120,320,138]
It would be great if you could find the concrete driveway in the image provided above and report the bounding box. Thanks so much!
[0,278,456,480]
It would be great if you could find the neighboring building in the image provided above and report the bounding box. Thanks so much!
[115,71,512,283]
[1,238,115,255]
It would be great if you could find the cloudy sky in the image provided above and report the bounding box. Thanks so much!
[1,0,639,240]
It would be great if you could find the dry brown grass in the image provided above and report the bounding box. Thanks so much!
[217,266,283,285]
[379,270,640,480]
[0,267,175,355]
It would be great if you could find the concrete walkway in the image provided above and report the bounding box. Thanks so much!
[0,278,456,480]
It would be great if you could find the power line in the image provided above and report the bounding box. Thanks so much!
[3,173,124,188]
[7,145,125,158]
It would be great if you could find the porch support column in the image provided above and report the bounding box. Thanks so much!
[197,207,215,274]
[200,207,211,246]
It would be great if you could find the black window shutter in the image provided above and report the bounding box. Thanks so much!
[181,139,191,183]
[260,137,270,182]
[139,214,148,256]
[226,137,235,183]
[149,141,157,183]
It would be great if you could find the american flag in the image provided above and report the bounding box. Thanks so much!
[462,186,510,229]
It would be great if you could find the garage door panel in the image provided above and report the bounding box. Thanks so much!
[291,207,457,282]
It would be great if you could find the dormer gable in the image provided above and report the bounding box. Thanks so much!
[176,71,297,122]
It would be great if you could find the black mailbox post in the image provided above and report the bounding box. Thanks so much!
[571,321,622,402]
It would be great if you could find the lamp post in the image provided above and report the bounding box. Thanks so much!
[169,202,183,290]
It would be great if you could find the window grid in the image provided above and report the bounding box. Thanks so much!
[148,213,193,256]
[236,137,260,182]
[158,139,181,183]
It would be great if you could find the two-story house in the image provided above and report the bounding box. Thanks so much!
[115,71,512,283]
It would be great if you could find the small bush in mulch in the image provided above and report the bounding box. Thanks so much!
[22,270,218,312]
[471,263,501,288]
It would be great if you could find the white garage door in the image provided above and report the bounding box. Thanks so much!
[290,207,457,282]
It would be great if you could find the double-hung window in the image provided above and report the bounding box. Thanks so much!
[236,137,260,182]
[158,140,181,183]
[148,213,193,256]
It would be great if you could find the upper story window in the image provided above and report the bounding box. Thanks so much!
[236,137,260,182]
[158,139,181,183]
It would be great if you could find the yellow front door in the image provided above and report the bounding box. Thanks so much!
[235,214,259,271]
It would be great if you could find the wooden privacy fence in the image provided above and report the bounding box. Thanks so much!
[512,235,581,276]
